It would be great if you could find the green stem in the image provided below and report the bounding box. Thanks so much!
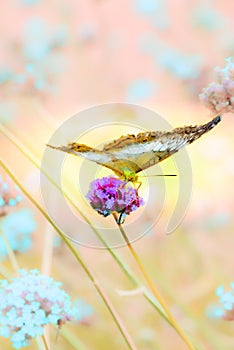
[0,159,137,350]
[113,213,197,350]
[60,327,86,350]
[41,335,50,350]
[0,124,98,231]
[41,223,53,276]
[0,124,170,323]
[157,258,221,350]
[35,335,46,350]
[0,263,12,278]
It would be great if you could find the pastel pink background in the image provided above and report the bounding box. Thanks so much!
[1,1,234,349]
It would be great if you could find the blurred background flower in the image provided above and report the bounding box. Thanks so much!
[0,269,92,349]
[0,175,22,216]
[0,173,36,261]
[0,209,36,260]
[206,283,234,321]
[199,57,234,114]
[8,18,66,96]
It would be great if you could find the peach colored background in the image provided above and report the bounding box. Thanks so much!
[1,1,234,349]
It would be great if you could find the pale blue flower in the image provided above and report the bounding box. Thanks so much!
[134,0,168,29]
[157,49,203,80]
[206,283,234,321]
[19,0,41,4]
[125,79,155,102]
[192,5,222,30]
[0,270,92,348]
[0,68,13,84]
[0,174,22,211]
[3,18,67,94]
[0,209,36,260]
[135,0,162,16]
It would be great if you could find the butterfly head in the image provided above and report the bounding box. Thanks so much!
[121,168,138,183]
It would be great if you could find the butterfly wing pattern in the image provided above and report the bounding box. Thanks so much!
[47,116,221,181]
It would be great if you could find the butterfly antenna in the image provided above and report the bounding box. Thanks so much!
[138,174,177,177]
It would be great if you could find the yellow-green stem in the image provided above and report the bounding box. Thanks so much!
[113,213,196,350]
[0,263,12,278]
[41,335,50,350]
[60,327,87,350]
[0,124,103,243]
[35,335,46,350]
[0,159,137,350]
[0,124,170,323]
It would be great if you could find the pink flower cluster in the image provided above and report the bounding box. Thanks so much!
[87,176,144,223]
[199,57,234,114]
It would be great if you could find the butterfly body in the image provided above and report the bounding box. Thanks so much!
[47,116,221,181]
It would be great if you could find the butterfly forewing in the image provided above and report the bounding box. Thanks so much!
[103,116,221,175]
[47,116,221,180]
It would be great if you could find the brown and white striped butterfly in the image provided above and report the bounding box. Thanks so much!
[47,116,221,182]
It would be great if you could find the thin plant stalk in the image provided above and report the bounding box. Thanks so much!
[113,213,197,350]
[41,223,54,276]
[60,327,87,350]
[1,124,201,347]
[156,255,223,350]
[41,335,50,350]
[1,121,201,348]
[41,224,54,350]
[0,124,169,322]
[35,336,46,350]
[0,125,103,239]
[0,159,138,350]
[0,263,12,278]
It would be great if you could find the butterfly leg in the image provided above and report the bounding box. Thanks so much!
[135,181,142,191]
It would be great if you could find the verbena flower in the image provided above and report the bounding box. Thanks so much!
[0,269,92,349]
[0,209,37,260]
[206,283,234,321]
[0,175,22,215]
[87,176,144,222]
[199,56,234,114]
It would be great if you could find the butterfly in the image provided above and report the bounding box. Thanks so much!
[47,116,221,182]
